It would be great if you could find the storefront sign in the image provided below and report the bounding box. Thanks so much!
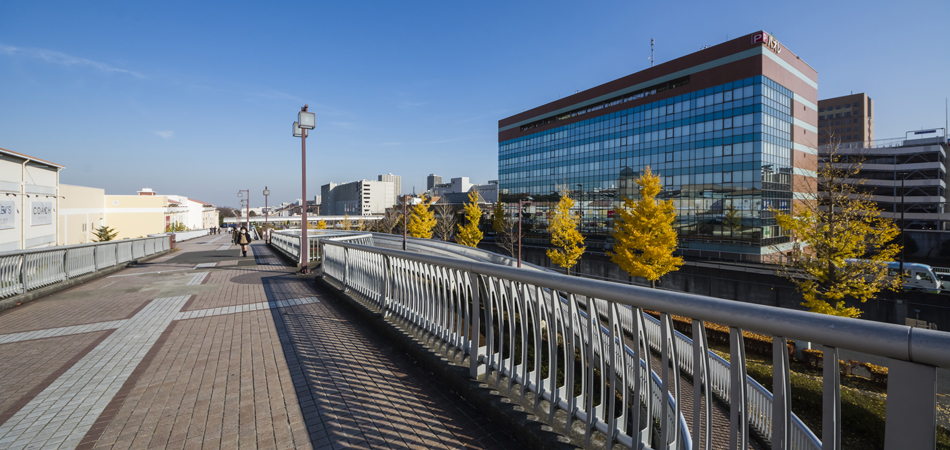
[0,201,15,230]
[751,31,782,54]
[31,201,52,226]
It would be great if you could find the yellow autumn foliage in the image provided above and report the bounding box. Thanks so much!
[546,190,585,274]
[456,191,483,247]
[407,195,436,239]
[609,166,683,288]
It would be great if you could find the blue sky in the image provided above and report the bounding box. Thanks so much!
[1,0,948,208]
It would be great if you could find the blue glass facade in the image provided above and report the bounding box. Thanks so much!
[498,75,795,255]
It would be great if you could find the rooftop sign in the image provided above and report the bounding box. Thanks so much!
[751,31,782,54]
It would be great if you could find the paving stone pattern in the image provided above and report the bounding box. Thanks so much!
[0,237,518,449]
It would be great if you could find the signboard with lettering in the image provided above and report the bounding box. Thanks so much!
[751,31,782,54]
[31,201,52,226]
[0,201,15,230]
[915,130,937,135]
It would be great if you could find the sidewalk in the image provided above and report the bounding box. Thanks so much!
[0,236,516,450]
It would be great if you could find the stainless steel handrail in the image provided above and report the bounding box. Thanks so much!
[321,239,949,450]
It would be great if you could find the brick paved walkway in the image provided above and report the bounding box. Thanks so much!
[0,237,517,450]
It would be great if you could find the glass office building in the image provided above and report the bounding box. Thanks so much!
[498,32,818,261]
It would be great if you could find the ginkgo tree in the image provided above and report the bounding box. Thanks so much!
[316,220,327,229]
[407,195,436,239]
[609,166,683,288]
[456,191,483,247]
[771,141,901,318]
[547,187,585,275]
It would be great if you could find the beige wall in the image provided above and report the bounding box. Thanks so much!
[58,184,106,245]
[105,195,168,239]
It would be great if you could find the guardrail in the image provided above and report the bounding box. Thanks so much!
[169,229,210,242]
[0,236,170,299]
[270,230,374,265]
[320,238,950,450]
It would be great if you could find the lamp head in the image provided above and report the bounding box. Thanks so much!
[298,105,315,130]
[293,121,303,138]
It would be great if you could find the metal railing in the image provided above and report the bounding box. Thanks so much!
[0,236,170,300]
[270,230,374,264]
[320,238,950,450]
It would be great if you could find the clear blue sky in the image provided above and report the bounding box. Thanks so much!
[1,0,948,209]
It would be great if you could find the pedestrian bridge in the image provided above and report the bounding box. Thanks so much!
[0,229,947,449]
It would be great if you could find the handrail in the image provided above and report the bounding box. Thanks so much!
[0,235,170,301]
[321,239,949,450]
[326,240,949,367]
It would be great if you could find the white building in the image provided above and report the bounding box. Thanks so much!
[0,147,62,251]
[377,173,401,205]
[321,180,395,216]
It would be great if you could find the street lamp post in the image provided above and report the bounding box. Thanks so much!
[263,187,270,243]
[402,196,408,251]
[294,105,316,274]
[517,196,533,268]
[237,190,249,231]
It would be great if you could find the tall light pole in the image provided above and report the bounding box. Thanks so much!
[237,190,249,230]
[263,186,270,243]
[518,196,533,268]
[294,105,316,274]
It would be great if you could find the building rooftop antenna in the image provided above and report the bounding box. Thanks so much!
[649,38,655,67]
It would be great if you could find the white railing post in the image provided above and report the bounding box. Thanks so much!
[63,248,70,281]
[468,272,483,378]
[20,254,26,294]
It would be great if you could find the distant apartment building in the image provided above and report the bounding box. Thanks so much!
[818,93,873,146]
[321,180,395,215]
[427,174,442,191]
[825,131,950,230]
[377,173,401,205]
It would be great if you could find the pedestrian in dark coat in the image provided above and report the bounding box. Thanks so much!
[236,227,252,257]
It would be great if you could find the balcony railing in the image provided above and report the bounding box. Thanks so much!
[315,235,950,450]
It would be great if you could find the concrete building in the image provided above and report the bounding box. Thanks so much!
[377,174,401,205]
[471,181,499,204]
[498,31,818,262]
[427,174,442,191]
[0,147,62,251]
[430,177,499,204]
[818,93,873,146]
[827,131,950,230]
[321,180,395,216]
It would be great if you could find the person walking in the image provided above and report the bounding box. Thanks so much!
[236,226,252,257]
